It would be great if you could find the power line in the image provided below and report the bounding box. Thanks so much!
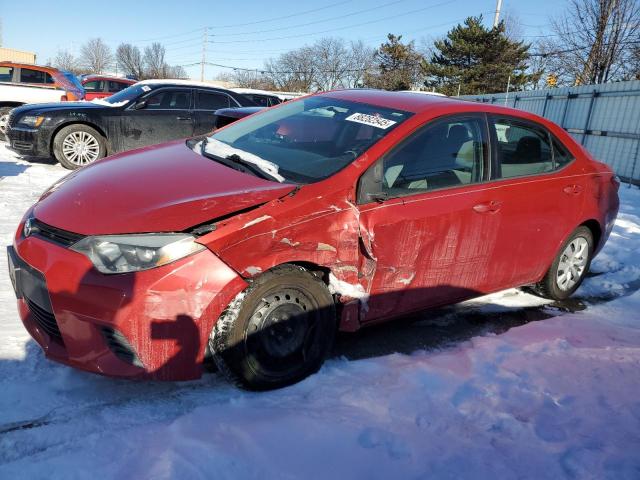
[210,0,354,29]
[531,39,640,57]
[206,0,411,37]
[205,0,457,44]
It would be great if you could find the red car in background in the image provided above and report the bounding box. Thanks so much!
[80,75,136,100]
[8,90,619,390]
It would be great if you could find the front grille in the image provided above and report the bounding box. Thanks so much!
[31,219,84,247]
[25,297,63,343]
[101,327,143,368]
[12,141,33,151]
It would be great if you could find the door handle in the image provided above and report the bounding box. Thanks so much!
[563,184,583,195]
[473,200,502,214]
[176,116,191,121]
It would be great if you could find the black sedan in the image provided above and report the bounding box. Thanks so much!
[5,80,257,169]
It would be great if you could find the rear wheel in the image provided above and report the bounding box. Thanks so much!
[210,265,336,390]
[53,124,106,169]
[0,107,13,141]
[529,226,594,301]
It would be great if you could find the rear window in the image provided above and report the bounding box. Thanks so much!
[0,66,13,82]
[20,68,54,84]
[197,91,231,110]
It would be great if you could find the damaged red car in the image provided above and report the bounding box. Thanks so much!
[8,90,619,389]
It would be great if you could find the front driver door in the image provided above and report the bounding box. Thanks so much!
[120,88,194,151]
[357,114,500,323]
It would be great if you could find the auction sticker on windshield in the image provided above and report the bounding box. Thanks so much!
[345,112,397,129]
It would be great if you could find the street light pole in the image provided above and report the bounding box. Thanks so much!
[493,0,503,28]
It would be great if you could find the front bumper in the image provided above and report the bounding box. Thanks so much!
[9,224,248,381]
[6,125,51,158]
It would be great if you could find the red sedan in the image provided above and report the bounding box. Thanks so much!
[80,75,136,100]
[8,90,619,389]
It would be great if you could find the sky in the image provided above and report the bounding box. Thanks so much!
[0,0,567,80]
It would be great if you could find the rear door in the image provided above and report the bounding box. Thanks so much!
[120,87,194,150]
[483,115,584,288]
[356,114,499,322]
[193,89,239,135]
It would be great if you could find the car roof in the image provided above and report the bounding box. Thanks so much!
[319,89,544,121]
[0,61,60,74]
[82,75,136,83]
[137,79,237,91]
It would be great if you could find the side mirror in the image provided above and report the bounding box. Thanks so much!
[357,160,385,204]
[132,100,147,110]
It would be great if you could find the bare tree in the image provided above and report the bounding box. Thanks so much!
[265,47,317,92]
[311,38,350,90]
[227,70,276,90]
[143,43,168,79]
[166,65,188,79]
[344,40,375,88]
[116,43,144,79]
[79,38,113,74]
[547,0,640,85]
[53,49,81,74]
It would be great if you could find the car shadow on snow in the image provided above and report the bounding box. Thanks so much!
[0,162,29,178]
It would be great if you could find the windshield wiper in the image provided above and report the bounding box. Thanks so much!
[224,154,283,183]
[199,139,280,182]
[200,138,285,183]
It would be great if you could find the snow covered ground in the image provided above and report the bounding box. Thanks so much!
[1,142,639,479]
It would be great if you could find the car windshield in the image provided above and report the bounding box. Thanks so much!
[102,84,147,105]
[204,96,412,184]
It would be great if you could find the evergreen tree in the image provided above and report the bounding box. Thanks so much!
[364,34,423,91]
[423,16,538,95]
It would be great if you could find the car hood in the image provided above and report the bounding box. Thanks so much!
[33,140,296,235]
[12,101,116,116]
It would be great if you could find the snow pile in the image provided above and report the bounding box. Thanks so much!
[89,98,129,107]
[0,142,639,479]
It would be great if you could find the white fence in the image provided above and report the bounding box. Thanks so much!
[463,80,640,182]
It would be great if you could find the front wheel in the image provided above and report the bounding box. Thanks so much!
[210,265,336,390]
[0,107,13,141]
[53,124,106,169]
[530,226,594,301]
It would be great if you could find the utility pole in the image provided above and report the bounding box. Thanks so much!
[200,26,207,82]
[493,0,503,28]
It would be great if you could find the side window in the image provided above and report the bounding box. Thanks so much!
[45,73,55,84]
[552,138,574,169]
[197,91,230,110]
[0,66,13,82]
[492,118,553,178]
[83,80,102,92]
[145,90,191,110]
[20,68,48,84]
[380,117,486,196]
[108,81,127,92]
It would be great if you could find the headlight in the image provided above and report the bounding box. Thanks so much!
[19,115,45,128]
[70,234,205,274]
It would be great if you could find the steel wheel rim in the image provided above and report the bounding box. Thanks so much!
[246,287,319,377]
[0,114,8,135]
[62,131,100,165]
[556,237,589,291]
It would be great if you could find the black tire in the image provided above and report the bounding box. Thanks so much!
[0,107,13,141]
[529,226,594,301]
[210,265,336,390]
[53,124,106,170]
